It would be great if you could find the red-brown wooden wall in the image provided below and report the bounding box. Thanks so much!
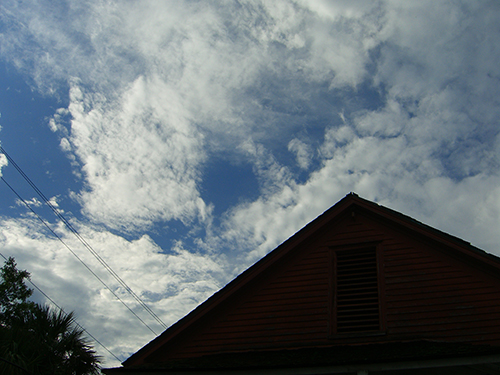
[145,205,500,363]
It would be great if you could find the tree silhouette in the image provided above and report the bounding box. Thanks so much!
[0,257,101,374]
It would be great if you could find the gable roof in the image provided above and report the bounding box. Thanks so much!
[111,193,500,372]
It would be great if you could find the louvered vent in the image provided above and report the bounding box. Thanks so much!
[335,247,380,333]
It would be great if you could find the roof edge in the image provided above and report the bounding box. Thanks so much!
[123,193,360,366]
[122,193,500,367]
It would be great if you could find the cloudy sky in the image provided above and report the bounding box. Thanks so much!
[1,0,500,368]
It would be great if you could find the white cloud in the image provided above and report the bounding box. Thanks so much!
[288,138,312,169]
[205,0,500,266]
[0,153,7,177]
[66,77,209,231]
[0,131,6,177]
[215,123,500,275]
[0,215,225,367]
[239,139,294,197]
[16,197,42,208]
[7,0,495,274]
[1,1,383,233]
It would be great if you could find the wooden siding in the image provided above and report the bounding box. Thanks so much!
[384,242,500,345]
[144,206,500,363]
[160,243,331,359]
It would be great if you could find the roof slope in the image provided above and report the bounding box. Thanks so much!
[110,193,500,372]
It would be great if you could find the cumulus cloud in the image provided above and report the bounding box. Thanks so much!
[201,0,500,268]
[0,215,225,366]
[66,77,210,231]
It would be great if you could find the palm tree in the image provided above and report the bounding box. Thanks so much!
[1,303,101,375]
[30,305,101,374]
[0,258,101,374]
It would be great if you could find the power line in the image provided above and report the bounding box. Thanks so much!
[0,146,167,330]
[0,252,121,364]
[31,279,123,364]
[0,175,159,336]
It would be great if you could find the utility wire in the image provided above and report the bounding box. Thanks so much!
[0,252,121,364]
[1,175,158,336]
[0,146,167,330]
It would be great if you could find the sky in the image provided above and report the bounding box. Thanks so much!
[1,0,500,368]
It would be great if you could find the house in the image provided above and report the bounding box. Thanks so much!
[104,193,500,374]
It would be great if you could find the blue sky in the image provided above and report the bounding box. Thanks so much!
[1,0,500,368]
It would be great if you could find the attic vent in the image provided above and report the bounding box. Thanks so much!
[335,247,380,333]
